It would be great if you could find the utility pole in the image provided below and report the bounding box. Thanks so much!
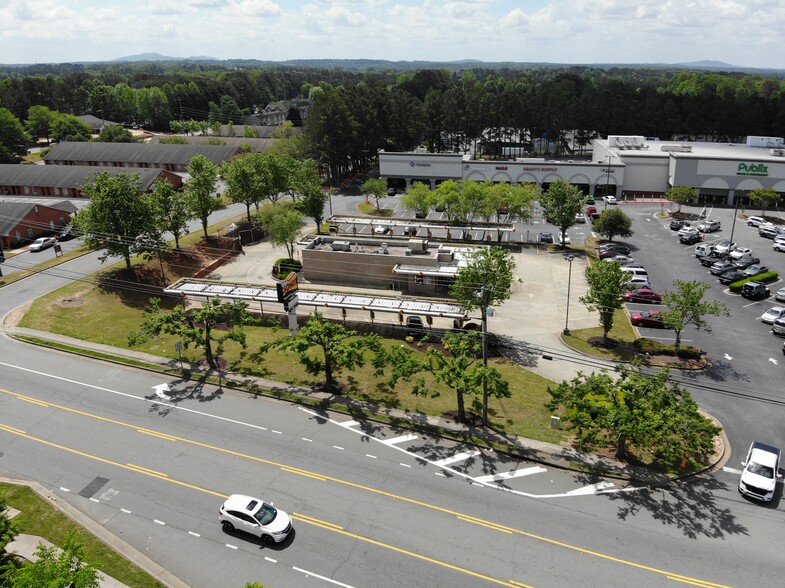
[480,279,489,426]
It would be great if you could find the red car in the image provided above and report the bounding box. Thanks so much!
[623,288,662,304]
[586,206,598,216]
[630,310,667,328]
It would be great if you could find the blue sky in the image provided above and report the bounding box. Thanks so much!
[1,0,784,69]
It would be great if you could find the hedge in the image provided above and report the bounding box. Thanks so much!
[634,338,703,359]
[728,271,779,292]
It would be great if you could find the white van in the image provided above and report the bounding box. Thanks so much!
[623,267,648,278]
[747,216,765,227]
[694,243,714,257]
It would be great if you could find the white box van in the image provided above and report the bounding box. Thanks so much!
[694,243,714,257]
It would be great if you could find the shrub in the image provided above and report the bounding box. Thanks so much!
[729,271,779,292]
[273,258,302,278]
[634,338,702,359]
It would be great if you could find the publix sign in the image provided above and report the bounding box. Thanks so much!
[737,162,768,177]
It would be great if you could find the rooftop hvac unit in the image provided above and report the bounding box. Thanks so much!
[330,240,351,251]
[771,148,785,157]
[381,242,389,254]
[408,239,429,253]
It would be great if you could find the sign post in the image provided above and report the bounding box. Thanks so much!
[276,272,300,336]
[175,340,184,372]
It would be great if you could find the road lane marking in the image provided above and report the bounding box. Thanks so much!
[292,566,356,588]
[722,467,742,475]
[564,482,616,496]
[381,434,419,446]
[474,467,547,483]
[432,450,482,467]
[0,390,724,587]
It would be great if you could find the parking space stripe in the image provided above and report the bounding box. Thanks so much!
[474,466,547,483]
[433,450,481,467]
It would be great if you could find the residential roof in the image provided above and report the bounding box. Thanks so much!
[76,114,121,130]
[0,164,165,192]
[0,200,76,237]
[43,142,239,167]
[147,135,275,152]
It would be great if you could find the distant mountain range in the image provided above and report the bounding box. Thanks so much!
[112,52,218,62]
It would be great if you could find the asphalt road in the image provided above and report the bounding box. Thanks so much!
[2,197,785,586]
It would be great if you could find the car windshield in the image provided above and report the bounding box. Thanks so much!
[748,461,775,479]
[253,502,278,525]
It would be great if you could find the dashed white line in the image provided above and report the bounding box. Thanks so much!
[59,487,70,492]
[120,508,132,514]
[264,556,277,563]
[89,498,100,503]
[333,445,344,450]
[434,471,446,477]
[272,430,282,435]
[365,454,377,459]
[188,531,200,537]
[432,449,482,467]
[302,437,313,442]
[226,544,238,550]
[399,463,412,468]
[292,566,356,587]
[154,519,166,526]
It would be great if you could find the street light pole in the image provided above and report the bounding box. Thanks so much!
[563,255,574,335]
[604,155,612,210]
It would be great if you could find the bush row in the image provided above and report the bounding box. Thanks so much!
[728,271,779,292]
[633,338,703,359]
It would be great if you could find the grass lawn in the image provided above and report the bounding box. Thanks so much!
[20,280,568,445]
[0,483,165,588]
[560,308,640,362]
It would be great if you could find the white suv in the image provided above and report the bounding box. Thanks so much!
[739,442,781,502]
[218,494,293,544]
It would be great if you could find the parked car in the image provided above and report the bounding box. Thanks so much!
[773,317,785,336]
[732,255,760,269]
[697,219,721,233]
[586,206,597,216]
[557,232,571,245]
[680,232,702,245]
[678,226,699,238]
[718,270,747,285]
[694,243,714,257]
[729,247,753,260]
[761,307,785,325]
[623,288,662,304]
[630,310,666,328]
[713,240,737,256]
[585,196,596,205]
[28,237,57,252]
[623,276,651,291]
[373,225,390,235]
[709,260,736,276]
[57,225,77,241]
[603,195,618,204]
[738,442,781,502]
[670,219,690,230]
[218,494,293,544]
[402,225,417,236]
[406,315,425,337]
[574,212,586,223]
[539,232,553,244]
[747,216,766,227]
[759,224,780,239]
[741,281,770,300]
[743,263,769,278]
[773,239,785,253]
[598,242,630,254]
[603,254,635,264]
[776,287,785,302]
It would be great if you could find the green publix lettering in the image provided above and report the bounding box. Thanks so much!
[737,162,768,176]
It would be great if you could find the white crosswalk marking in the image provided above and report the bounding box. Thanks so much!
[382,434,419,446]
[433,449,482,467]
[474,466,547,483]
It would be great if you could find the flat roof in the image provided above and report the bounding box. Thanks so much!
[164,278,468,319]
[597,138,785,162]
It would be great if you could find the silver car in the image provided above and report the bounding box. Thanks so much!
[28,237,57,252]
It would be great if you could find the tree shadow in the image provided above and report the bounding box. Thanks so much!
[602,475,749,540]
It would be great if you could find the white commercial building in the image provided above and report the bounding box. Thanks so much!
[379,134,785,205]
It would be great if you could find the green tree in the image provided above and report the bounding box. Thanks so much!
[374,331,509,424]
[450,247,516,425]
[401,182,434,219]
[665,186,695,213]
[540,180,584,247]
[661,280,731,350]
[5,530,101,588]
[433,180,463,222]
[96,124,135,143]
[0,492,20,554]
[748,187,782,216]
[579,260,627,341]
[51,113,92,142]
[129,297,254,370]
[361,177,387,212]
[223,153,264,221]
[593,208,633,242]
[25,105,57,143]
[263,311,379,391]
[74,171,156,272]
[150,177,191,250]
[257,202,304,260]
[0,107,29,163]
[488,182,537,223]
[185,155,220,238]
[547,364,721,466]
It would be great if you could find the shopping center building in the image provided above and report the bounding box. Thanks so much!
[378,134,785,206]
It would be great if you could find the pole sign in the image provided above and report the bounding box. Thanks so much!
[276,272,299,310]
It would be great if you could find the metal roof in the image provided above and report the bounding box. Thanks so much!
[43,142,239,167]
[147,135,275,152]
[164,278,467,319]
[0,164,165,192]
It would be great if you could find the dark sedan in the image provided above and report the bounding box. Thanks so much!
[623,288,662,303]
[718,270,747,285]
[710,260,736,276]
[539,232,553,243]
[630,310,666,328]
[670,219,689,230]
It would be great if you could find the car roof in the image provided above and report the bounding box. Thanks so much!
[224,494,262,512]
[750,442,781,464]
